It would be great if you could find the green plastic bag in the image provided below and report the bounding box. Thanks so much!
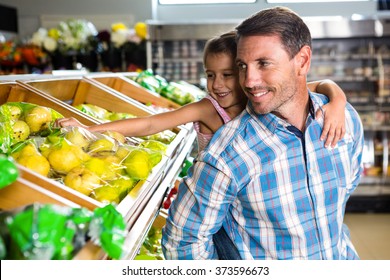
[0,155,19,189]
[89,204,126,259]
[135,69,168,93]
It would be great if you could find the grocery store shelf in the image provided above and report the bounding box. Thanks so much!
[353,184,390,196]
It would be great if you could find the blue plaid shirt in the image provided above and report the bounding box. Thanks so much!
[162,92,364,260]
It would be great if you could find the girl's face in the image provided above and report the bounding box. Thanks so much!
[204,53,247,111]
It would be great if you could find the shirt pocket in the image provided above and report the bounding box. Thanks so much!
[330,132,355,192]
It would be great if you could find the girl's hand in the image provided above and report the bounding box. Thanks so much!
[55,117,88,129]
[316,102,346,148]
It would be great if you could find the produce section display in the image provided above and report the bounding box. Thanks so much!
[0,72,198,259]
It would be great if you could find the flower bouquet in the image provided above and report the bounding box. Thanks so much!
[0,40,24,74]
[98,22,147,72]
[30,19,100,71]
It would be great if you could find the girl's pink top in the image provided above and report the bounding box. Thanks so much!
[193,95,231,151]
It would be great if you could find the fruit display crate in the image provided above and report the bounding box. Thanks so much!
[19,76,154,117]
[13,76,194,219]
[85,72,181,110]
[0,81,97,126]
[0,175,80,211]
[0,80,169,219]
[0,80,174,260]
[18,76,192,172]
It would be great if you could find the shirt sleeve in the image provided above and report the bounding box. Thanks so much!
[161,157,235,260]
[348,106,365,194]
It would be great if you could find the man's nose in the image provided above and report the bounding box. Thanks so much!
[242,67,261,89]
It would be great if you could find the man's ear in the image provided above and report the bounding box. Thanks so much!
[295,45,311,76]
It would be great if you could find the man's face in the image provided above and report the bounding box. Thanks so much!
[236,35,300,117]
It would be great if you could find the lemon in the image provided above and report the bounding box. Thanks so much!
[17,154,50,177]
[64,166,101,196]
[25,106,52,133]
[11,120,30,144]
[48,28,60,40]
[139,140,167,153]
[84,157,117,180]
[91,185,121,204]
[88,138,117,154]
[123,150,152,180]
[47,146,82,174]
[111,22,127,32]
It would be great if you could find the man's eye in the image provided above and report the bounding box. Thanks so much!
[260,61,270,67]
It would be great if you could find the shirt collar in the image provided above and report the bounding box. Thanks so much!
[247,90,319,134]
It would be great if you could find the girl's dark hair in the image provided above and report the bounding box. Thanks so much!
[235,6,311,59]
[203,30,237,65]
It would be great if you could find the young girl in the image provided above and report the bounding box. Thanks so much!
[57,31,346,150]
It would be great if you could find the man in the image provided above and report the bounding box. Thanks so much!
[162,6,364,260]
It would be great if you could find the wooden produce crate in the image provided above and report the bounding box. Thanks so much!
[0,81,168,222]
[18,76,192,181]
[0,176,80,211]
[0,81,96,126]
[85,73,181,110]
[19,76,154,118]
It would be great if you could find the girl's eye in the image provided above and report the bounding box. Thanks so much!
[206,73,215,78]
[237,63,246,70]
[223,73,233,77]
